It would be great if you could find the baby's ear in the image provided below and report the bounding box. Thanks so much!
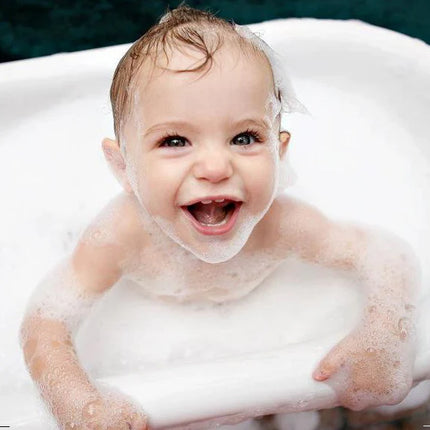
[278,131,291,159]
[101,138,132,193]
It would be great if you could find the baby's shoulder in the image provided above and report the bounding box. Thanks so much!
[260,194,306,237]
[273,194,319,221]
[71,192,145,293]
[260,194,330,256]
[79,192,144,249]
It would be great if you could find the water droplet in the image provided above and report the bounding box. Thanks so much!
[82,400,102,419]
[94,230,101,238]
[398,317,410,339]
[297,399,308,408]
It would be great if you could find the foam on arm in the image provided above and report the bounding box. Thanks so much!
[279,196,421,336]
[279,197,422,407]
[18,196,144,428]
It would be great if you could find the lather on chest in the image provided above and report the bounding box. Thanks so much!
[124,243,282,302]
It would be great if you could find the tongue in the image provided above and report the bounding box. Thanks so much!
[190,202,228,224]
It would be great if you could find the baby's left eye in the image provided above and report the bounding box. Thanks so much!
[232,131,262,146]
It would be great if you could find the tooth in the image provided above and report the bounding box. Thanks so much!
[214,199,225,202]
[201,200,212,204]
[201,218,228,226]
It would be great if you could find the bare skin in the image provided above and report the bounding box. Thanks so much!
[21,188,419,428]
[20,40,419,428]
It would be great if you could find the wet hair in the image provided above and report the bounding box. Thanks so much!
[110,3,303,143]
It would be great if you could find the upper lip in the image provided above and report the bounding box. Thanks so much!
[181,195,243,206]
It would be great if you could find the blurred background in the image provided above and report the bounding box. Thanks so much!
[1,0,429,63]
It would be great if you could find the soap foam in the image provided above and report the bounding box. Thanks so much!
[153,210,261,264]
[20,258,148,429]
[22,258,102,337]
[315,226,422,411]
[39,380,147,430]
[234,23,303,193]
[233,23,308,116]
[324,331,415,411]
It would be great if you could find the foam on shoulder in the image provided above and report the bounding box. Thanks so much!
[21,258,103,337]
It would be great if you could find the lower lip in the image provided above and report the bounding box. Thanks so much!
[181,203,242,236]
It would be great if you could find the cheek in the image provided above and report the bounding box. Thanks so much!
[137,158,183,209]
[245,153,278,200]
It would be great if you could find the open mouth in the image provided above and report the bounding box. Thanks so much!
[181,199,242,235]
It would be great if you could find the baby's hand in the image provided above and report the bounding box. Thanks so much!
[312,326,414,411]
[59,389,148,430]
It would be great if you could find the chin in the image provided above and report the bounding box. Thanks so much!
[176,229,251,264]
[187,241,245,264]
[153,214,258,264]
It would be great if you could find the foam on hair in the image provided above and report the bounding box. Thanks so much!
[232,23,301,192]
[233,23,307,117]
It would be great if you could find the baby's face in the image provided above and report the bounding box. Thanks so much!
[119,44,287,263]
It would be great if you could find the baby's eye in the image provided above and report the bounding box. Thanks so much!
[232,130,262,146]
[160,135,188,148]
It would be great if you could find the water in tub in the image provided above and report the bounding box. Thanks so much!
[1,19,430,429]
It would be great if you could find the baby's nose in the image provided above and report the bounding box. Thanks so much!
[193,146,233,183]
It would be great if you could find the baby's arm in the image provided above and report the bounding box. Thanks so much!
[20,195,148,429]
[277,196,421,409]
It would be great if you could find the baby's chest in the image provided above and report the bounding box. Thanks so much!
[124,244,282,303]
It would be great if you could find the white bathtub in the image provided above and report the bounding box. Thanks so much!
[1,18,430,429]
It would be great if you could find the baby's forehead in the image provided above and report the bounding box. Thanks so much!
[138,78,276,136]
[134,42,280,115]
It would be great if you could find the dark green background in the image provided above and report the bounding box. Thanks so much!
[1,0,429,63]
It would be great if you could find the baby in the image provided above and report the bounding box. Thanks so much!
[20,4,421,430]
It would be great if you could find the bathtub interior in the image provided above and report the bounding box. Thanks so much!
[1,18,430,429]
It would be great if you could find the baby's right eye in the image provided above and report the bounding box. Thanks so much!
[159,135,189,148]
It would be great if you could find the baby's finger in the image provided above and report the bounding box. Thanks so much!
[313,351,344,381]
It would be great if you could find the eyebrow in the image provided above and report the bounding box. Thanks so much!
[143,121,196,138]
[142,118,271,138]
[234,118,271,130]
